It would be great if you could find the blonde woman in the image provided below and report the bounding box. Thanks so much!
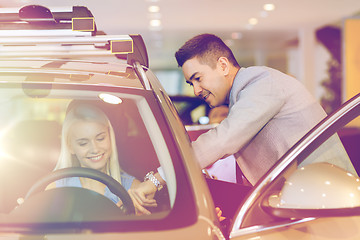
[48,102,156,214]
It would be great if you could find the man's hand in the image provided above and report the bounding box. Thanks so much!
[128,180,158,215]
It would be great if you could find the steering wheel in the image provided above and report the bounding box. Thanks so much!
[25,167,135,215]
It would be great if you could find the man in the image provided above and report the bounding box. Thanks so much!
[131,33,356,208]
[174,33,355,185]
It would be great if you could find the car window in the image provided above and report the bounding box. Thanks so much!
[0,84,176,224]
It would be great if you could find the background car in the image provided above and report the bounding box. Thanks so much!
[1,5,360,240]
[170,95,211,126]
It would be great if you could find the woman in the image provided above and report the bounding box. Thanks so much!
[48,101,156,215]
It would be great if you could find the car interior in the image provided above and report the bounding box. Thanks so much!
[0,91,171,219]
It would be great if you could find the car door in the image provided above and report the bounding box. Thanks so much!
[229,93,360,240]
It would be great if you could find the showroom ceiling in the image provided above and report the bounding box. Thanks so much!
[1,0,360,69]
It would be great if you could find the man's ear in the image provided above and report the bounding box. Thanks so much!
[217,57,230,76]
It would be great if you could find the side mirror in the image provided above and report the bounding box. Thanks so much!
[262,162,360,219]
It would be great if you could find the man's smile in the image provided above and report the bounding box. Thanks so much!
[200,90,210,101]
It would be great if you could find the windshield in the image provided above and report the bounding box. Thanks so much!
[0,83,176,227]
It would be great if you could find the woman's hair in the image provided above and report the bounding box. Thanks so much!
[175,33,240,68]
[55,102,121,183]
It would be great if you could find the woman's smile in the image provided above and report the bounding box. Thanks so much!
[87,153,105,162]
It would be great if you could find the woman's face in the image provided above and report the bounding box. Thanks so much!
[68,120,111,172]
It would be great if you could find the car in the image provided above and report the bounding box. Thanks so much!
[1,4,360,240]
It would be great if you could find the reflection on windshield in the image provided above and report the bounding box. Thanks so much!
[0,87,172,224]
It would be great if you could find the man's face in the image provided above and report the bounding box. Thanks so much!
[182,57,230,108]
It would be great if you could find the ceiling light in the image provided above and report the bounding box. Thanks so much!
[264,3,275,11]
[150,19,161,27]
[248,18,258,25]
[99,93,122,104]
[148,5,160,13]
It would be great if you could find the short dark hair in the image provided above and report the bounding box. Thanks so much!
[175,33,240,68]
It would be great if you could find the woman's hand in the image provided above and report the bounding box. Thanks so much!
[128,179,158,215]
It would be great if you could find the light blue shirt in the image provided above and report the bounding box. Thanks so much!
[55,171,135,204]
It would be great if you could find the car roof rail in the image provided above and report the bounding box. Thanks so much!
[0,34,149,68]
[0,5,150,68]
[0,4,150,87]
[116,34,149,69]
[0,5,96,34]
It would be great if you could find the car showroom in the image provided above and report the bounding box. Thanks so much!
[0,1,360,240]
